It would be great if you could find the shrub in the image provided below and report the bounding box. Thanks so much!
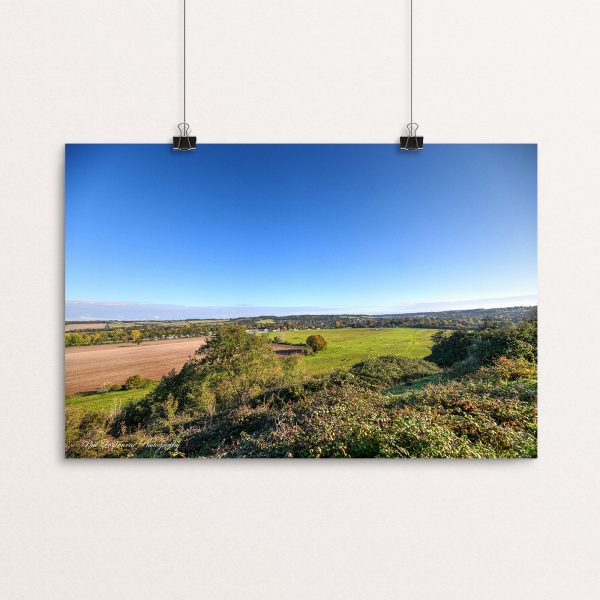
[97,382,121,393]
[120,363,217,430]
[65,408,115,458]
[468,320,537,367]
[274,334,286,344]
[179,364,536,459]
[123,374,150,390]
[427,319,537,373]
[350,355,440,390]
[306,334,327,353]
[426,330,473,367]
[281,354,306,385]
[479,356,537,383]
[66,404,185,459]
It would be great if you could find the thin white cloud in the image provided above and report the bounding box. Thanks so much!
[66,295,537,321]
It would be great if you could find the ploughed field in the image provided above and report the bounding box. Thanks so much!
[65,336,304,395]
[269,327,438,374]
[65,337,208,395]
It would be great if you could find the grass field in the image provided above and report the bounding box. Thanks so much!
[66,383,158,414]
[269,327,438,374]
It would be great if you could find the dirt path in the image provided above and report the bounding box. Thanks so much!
[65,337,305,395]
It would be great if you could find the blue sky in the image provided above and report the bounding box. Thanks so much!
[65,144,536,320]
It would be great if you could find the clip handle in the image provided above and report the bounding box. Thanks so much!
[406,122,419,137]
[177,122,192,137]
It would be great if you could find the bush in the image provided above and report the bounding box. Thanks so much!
[478,356,537,383]
[179,364,536,459]
[427,319,537,373]
[426,330,473,367]
[65,408,116,458]
[97,382,121,393]
[306,334,327,353]
[123,374,150,390]
[350,355,440,390]
[274,334,286,344]
[468,320,537,366]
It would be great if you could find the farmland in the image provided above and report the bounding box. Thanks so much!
[269,327,438,374]
[65,319,225,332]
[65,327,438,396]
[64,327,437,413]
[65,337,208,395]
[65,336,304,396]
[65,322,108,331]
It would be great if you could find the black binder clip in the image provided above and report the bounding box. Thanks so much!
[400,122,423,151]
[173,122,196,151]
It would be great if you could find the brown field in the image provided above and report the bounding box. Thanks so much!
[65,322,108,331]
[65,337,304,395]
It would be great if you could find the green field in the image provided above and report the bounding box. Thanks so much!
[66,383,157,414]
[270,327,438,374]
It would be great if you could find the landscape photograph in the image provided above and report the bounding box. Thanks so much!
[65,143,537,458]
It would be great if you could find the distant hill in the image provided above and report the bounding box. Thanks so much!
[376,306,536,321]
[66,306,538,340]
[231,306,537,331]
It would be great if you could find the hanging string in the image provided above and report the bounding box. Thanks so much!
[400,0,422,149]
[410,0,413,124]
[173,0,195,148]
[183,0,186,126]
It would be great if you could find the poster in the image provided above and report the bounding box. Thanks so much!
[65,144,537,458]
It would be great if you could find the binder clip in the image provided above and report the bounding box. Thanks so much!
[400,122,423,151]
[173,123,196,151]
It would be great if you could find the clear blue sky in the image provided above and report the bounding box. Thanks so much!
[65,144,536,320]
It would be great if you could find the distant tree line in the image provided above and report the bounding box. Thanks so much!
[65,322,216,347]
[65,306,537,347]
[233,306,537,332]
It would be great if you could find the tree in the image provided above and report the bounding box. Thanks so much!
[156,325,288,413]
[426,330,473,367]
[306,334,327,353]
[130,329,142,344]
[426,320,537,372]
[123,374,148,390]
[113,328,127,343]
[468,320,537,367]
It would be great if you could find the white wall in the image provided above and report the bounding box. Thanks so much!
[1,1,599,598]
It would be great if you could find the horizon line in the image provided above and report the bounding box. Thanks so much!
[65,294,538,322]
